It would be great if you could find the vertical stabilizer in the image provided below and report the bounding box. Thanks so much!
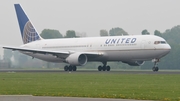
[14,4,42,44]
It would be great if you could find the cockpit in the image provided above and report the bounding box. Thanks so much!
[154,41,167,44]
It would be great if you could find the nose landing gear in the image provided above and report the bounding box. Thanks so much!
[152,59,159,72]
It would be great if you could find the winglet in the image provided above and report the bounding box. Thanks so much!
[14,4,42,44]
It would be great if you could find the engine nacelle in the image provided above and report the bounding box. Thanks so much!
[66,53,87,66]
[123,61,145,66]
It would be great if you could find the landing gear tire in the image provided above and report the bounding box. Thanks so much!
[64,65,68,71]
[152,59,159,72]
[69,65,73,71]
[106,66,110,71]
[156,67,159,71]
[64,65,77,71]
[152,67,159,72]
[98,66,102,71]
[98,65,110,71]
[72,66,77,71]
[102,66,106,71]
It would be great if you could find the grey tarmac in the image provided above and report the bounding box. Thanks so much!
[0,95,153,101]
[32,96,153,101]
[0,69,180,74]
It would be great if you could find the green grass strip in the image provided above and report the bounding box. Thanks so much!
[0,72,180,101]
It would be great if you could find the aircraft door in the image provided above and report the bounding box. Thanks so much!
[141,40,146,49]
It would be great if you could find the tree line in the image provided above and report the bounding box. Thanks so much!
[2,26,180,69]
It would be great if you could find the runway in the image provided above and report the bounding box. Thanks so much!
[32,96,153,101]
[0,69,179,74]
[0,95,153,101]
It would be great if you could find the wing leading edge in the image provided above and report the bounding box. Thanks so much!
[3,46,102,60]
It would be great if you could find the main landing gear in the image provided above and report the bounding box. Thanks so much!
[64,65,77,71]
[98,62,111,71]
[152,59,159,72]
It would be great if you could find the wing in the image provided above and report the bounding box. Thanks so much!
[3,46,102,59]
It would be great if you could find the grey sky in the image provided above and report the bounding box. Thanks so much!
[0,0,180,56]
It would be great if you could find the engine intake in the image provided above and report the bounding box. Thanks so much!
[66,53,87,66]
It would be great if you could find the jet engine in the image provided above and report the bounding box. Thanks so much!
[66,53,87,66]
[122,61,145,66]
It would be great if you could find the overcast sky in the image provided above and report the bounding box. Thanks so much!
[0,0,180,56]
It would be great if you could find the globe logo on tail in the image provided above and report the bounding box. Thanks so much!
[23,21,40,44]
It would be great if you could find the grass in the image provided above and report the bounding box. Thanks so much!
[0,72,180,101]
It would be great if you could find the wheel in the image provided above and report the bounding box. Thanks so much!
[152,66,159,72]
[106,66,110,71]
[64,65,68,71]
[69,65,73,71]
[152,67,156,72]
[155,67,159,71]
[98,66,102,71]
[72,66,77,71]
[102,66,106,71]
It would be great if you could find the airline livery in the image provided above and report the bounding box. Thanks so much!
[3,4,171,71]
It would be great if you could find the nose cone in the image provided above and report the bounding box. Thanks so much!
[156,43,171,58]
[162,44,171,57]
[166,43,171,52]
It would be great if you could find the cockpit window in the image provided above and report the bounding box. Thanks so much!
[154,41,166,44]
[161,41,166,44]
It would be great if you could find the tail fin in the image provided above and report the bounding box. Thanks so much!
[14,4,42,44]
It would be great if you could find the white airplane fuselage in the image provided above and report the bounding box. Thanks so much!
[21,35,171,63]
[3,4,171,71]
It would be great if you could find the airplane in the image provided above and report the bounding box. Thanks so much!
[3,4,171,72]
